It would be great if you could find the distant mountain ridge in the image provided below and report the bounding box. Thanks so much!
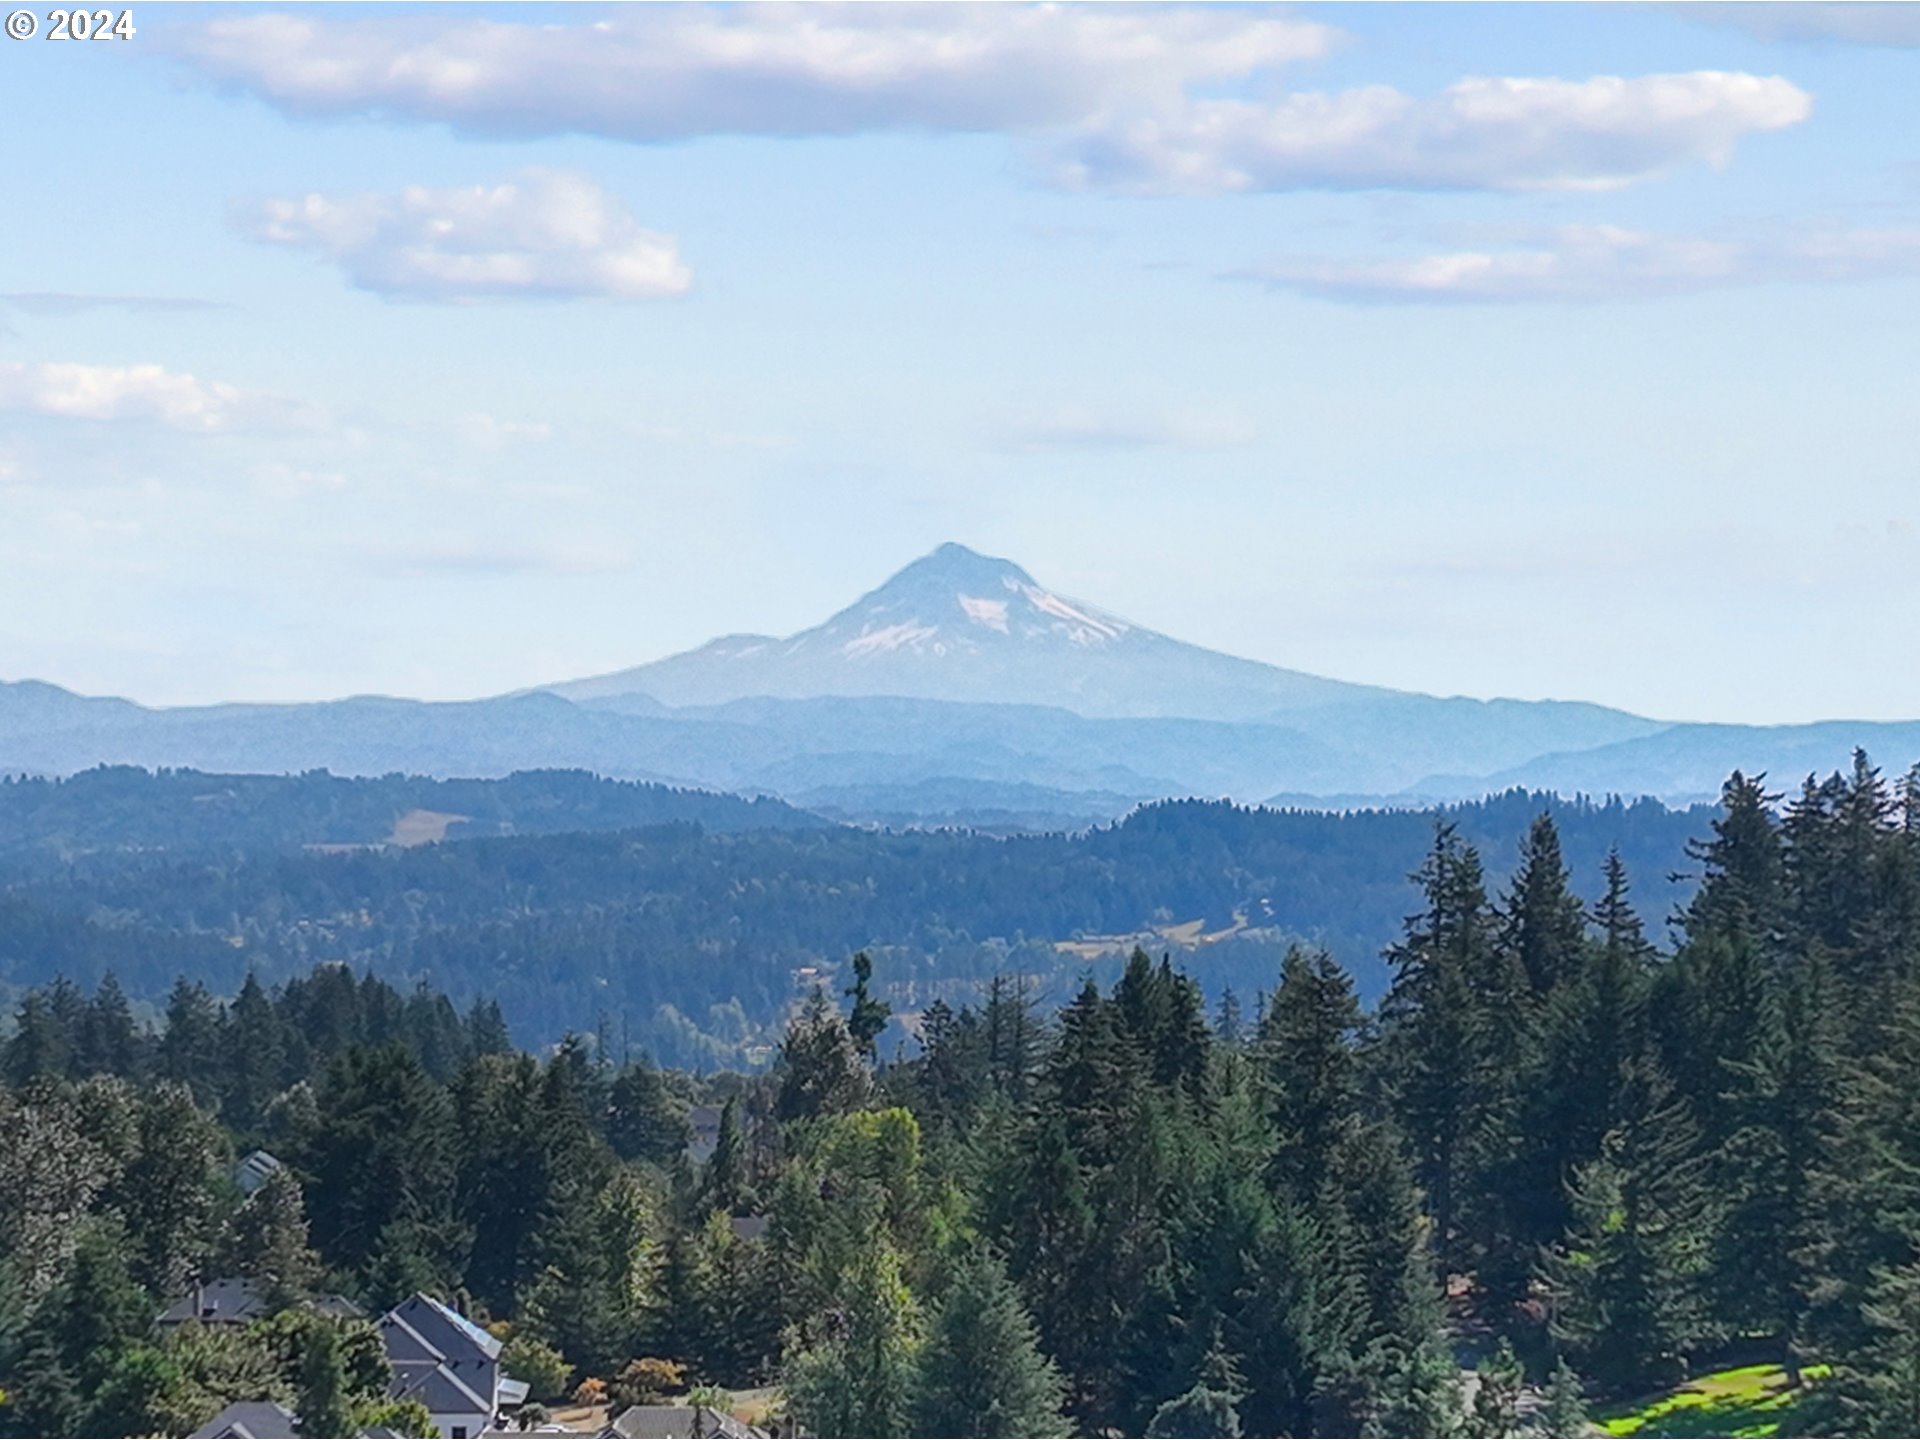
[3,543,1916,812]
[549,542,1398,719]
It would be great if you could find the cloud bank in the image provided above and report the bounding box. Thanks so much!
[1053,72,1812,194]
[241,170,691,303]
[177,6,1335,141]
[175,8,1809,195]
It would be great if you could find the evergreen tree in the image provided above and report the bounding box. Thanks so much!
[1146,1341,1244,1439]
[223,972,288,1131]
[1258,947,1360,1202]
[158,979,225,1107]
[912,1248,1068,1439]
[1502,814,1588,997]
[607,1060,692,1167]
[294,1322,354,1440]
[1535,1357,1588,1439]
[844,951,892,1061]
[76,973,143,1079]
[1545,1058,1712,1395]
[297,1045,465,1296]
[775,991,871,1124]
[1467,1339,1524,1439]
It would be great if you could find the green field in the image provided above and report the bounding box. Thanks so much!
[1597,1364,1829,1438]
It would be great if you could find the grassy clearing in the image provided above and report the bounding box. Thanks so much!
[1596,1363,1830,1438]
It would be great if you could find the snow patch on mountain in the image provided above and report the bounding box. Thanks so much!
[960,595,1010,632]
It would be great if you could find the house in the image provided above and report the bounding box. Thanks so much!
[601,1404,768,1439]
[186,1399,409,1440]
[234,1149,286,1196]
[188,1400,302,1438]
[158,1276,363,1329]
[378,1292,530,1440]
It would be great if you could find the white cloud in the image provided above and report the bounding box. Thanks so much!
[0,361,312,432]
[174,5,1336,141]
[1002,408,1257,452]
[174,9,1809,196]
[1053,71,1812,194]
[1239,223,1920,303]
[242,170,691,302]
[1676,3,1920,48]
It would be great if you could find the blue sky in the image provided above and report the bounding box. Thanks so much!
[3,2,1918,722]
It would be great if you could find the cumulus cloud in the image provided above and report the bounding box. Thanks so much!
[1001,408,1257,452]
[1053,71,1812,194]
[172,8,1811,195]
[241,170,691,303]
[1676,3,1920,47]
[1238,223,1920,303]
[0,361,312,432]
[173,5,1336,141]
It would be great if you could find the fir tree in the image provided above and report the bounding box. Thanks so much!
[912,1248,1068,1439]
[844,952,892,1061]
[1545,1058,1712,1396]
[1146,1340,1245,1439]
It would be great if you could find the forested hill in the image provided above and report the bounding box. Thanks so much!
[0,781,1711,1065]
[0,765,818,861]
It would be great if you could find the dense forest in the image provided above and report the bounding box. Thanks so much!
[2,753,1919,1436]
[0,771,1704,1065]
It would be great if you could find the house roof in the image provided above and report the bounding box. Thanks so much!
[234,1149,285,1196]
[602,1405,767,1439]
[159,1277,365,1328]
[160,1277,270,1326]
[188,1400,300,1438]
[379,1292,522,1419]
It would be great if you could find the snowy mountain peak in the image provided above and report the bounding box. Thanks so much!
[547,542,1389,718]
[824,543,1130,655]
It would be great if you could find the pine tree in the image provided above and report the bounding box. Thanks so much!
[77,973,143,1079]
[1467,1338,1524,1438]
[294,1322,354,1439]
[1825,1251,1920,1438]
[1545,1058,1712,1396]
[607,1060,692,1167]
[912,1247,1068,1438]
[1380,824,1511,1273]
[1536,1357,1588,1438]
[1146,1340,1244,1438]
[775,990,871,1124]
[158,978,225,1106]
[1502,814,1588,997]
[1258,947,1360,1203]
[223,972,288,1131]
[844,952,892,1061]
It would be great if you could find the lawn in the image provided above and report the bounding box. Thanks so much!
[1596,1363,1830,1438]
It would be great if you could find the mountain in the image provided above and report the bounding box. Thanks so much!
[3,544,1914,814]
[549,542,1398,719]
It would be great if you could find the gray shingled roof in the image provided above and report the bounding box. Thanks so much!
[187,1400,300,1438]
